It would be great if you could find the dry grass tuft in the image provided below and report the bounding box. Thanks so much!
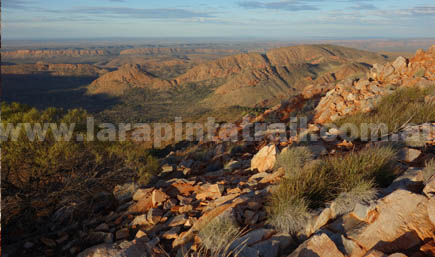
[198,215,242,252]
[267,145,397,234]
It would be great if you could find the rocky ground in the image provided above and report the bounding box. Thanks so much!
[3,46,435,257]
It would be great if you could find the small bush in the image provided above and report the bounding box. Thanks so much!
[423,159,435,184]
[198,215,241,252]
[276,146,314,177]
[137,155,160,185]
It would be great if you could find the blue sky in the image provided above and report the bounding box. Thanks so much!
[3,0,435,39]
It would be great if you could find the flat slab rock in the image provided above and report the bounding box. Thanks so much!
[251,144,279,173]
[288,233,345,257]
[76,239,149,257]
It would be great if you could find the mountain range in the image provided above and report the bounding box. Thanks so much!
[87,44,388,108]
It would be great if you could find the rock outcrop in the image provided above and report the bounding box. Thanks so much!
[314,46,435,124]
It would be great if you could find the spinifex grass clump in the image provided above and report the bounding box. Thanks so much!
[276,146,314,178]
[267,145,397,234]
[198,215,242,252]
[335,85,435,139]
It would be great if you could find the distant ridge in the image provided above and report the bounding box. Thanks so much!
[87,44,389,107]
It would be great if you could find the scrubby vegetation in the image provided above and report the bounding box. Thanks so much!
[335,86,435,139]
[1,102,160,244]
[276,146,314,177]
[198,215,242,252]
[267,145,397,234]
[98,82,216,123]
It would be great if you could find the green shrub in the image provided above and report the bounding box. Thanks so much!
[1,102,159,244]
[335,86,435,139]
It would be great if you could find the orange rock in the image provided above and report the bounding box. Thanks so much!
[420,240,435,256]
[347,190,434,254]
[151,189,168,207]
[363,250,386,257]
[168,181,199,196]
[128,197,153,214]
[251,144,279,172]
[173,198,244,247]
[288,233,345,257]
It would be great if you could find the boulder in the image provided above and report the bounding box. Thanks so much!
[259,167,285,184]
[132,188,153,201]
[87,232,114,245]
[251,239,280,257]
[363,250,386,257]
[147,208,163,225]
[196,184,225,200]
[91,192,118,213]
[151,190,168,207]
[230,228,275,250]
[251,144,279,172]
[392,56,407,71]
[173,198,244,247]
[350,202,377,223]
[420,240,435,256]
[115,228,130,240]
[128,197,153,214]
[423,177,435,198]
[166,215,186,227]
[388,254,406,257]
[428,198,435,227]
[113,183,138,204]
[345,190,434,254]
[76,238,149,257]
[398,148,421,162]
[131,214,149,226]
[161,227,180,240]
[288,233,345,257]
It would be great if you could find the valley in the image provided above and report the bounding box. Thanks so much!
[2,40,413,124]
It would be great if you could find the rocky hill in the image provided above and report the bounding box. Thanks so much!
[4,46,434,257]
[120,48,242,56]
[2,49,107,59]
[87,64,175,96]
[87,45,388,108]
[314,45,435,124]
[76,46,434,257]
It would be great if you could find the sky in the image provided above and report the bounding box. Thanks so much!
[2,0,435,40]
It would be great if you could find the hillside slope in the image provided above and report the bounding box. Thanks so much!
[7,46,434,257]
[87,45,388,108]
